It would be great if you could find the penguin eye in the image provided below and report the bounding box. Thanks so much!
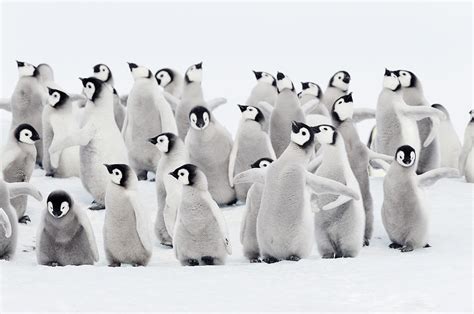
[159,138,163,143]
[301,130,307,136]
[338,76,342,80]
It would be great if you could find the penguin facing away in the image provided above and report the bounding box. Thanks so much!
[431,104,462,169]
[459,110,474,182]
[321,71,350,112]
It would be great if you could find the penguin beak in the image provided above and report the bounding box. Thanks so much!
[253,70,261,80]
[169,170,179,180]
[276,72,285,81]
[103,164,113,174]
[16,60,25,67]
[343,76,350,84]
[127,62,138,71]
[148,137,158,145]
[195,62,203,69]
[291,121,301,133]
[78,77,87,86]
[238,105,247,112]
[31,133,40,141]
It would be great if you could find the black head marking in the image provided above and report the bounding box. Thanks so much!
[47,87,70,108]
[195,62,202,69]
[79,77,104,102]
[313,124,337,145]
[276,72,285,81]
[301,82,310,90]
[253,71,262,80]
[276,72,295,92]
[291,120,315,148]
[155,68,174,86]
[297,91,303,98]
[127,62,138,71]
[238,104,248,112]
[104,163,133,187]
[185,62,202,84]
[148,132,178,153]
[395,145,416,167]
[47,190,73,218]
[14,123,40,142]
[384,68,391,76]
[16,60,25,67]
[250,157,273,169]
[189,106,211,128]
[329,71,350,87]
[169,164,198,185]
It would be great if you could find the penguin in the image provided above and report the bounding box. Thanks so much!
[330,93,393,245]
[240,157,273,263]
[228,105,276,202]
[459,110,474,183]
[122,62,177,180]
[311,124,364,258]
[49,77,128,210]
[269,72,305,157]
[10,61,46,166]
[103,164,153,266]
[234,121,360,263]
[0,178,42,260]
[380,145,459,252]
[185,106,236,206]
[174,62,227,140]
[299,81,329,117]
[36,190,99,266]
[321,71,350,112]
[431,104,462,169]
[92,63,126,130]
[245,71,278,132]
[149,132,189,247]
[2,124,40,223]
[375,69,445,165]
[42,87,80,178]
[155,68,184,101]
[170,164,232,266]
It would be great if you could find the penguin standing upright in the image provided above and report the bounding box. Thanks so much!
[299,81,329,117]
[245,71,278,132]
[431,104,462,169]
[321,71,350,113]
[155,68,184,101]
[459,110,474,182]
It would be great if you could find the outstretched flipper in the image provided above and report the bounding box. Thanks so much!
[0,98,11,112]
[163,91,179,111]
[353,108,375,123]
[49,123,96,167]
[207,97,227,112]
[367,148,393,162]
[120,95,128,107]
[305,171,360,200]
[203,193,232,255]
[0,208,12,238]
[126,191,153,253]
[417,168,459,187]
[307,155,323,173]
[228,135,239,187]
[369,159,391,172]
[301,99,320,115]
[233,168,267,185]
[400,105,446,147]
[7,182,43,201]
[75,207,99,262]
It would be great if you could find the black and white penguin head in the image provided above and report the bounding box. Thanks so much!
[290,121,315,148]
[169,164,198,186]
[47,87,69,108]
[250,157,273,169]
[79,77,108,102]
[395,145,416,168]
[14,124,40,145]
[394,70,417,88]
[469,109,474,121]
[189,106,211,130]
[148,132,177,153]
[276,72,295,93]
[383,69,401,91]
[329,71,350,91]
[299,82,322,99]
[93,64,112,82]
[16,60,37,77]
[253,71,276,87]
[238,105,264,123]
[155,68,174,87]
[104,164,134,187]
[332,93,354,122]
[47,190,73,219]
[313,124,337,145]
[127,62,152,80]
[185,62,203,84]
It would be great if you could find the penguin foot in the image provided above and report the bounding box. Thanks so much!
[47,262,59,267]
[389,242,403,249]
[108,262,121,267]
[424,243,431,248]
[149,177,156,182]
[363,238,370,246]
[45,171,55,177]
[89,201,105,211]
[249,258,261,263]
[400,246,414,253]
[18,215,31,224]
[225,198,238,206]
[186,259,200,266]
[201,256,214,265]
[132,263,143,267]
[322,253,335,259]
[262,256,280,264]
[287,255,301,262]
[137,171,148,181]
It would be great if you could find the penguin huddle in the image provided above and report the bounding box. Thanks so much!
[0,60,470,266]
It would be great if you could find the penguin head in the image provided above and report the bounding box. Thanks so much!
[431,104,449,118]
[148,132,177,153]
[127,62,152,80]
[394,70,417,88]
[383,69,401,91]
[332,93,354,122]
[250,157,273,169]
[46,190,73,219]
[185,62,203,84]
[469,109,474,121]
[47,87,69,108]
[290,121,315,148]
[329,71,350,91]
[300,82,322,99]
[238,105,264,123]
[169,164,198,186]
[313,124,338,145]
[104,164,134,187]
[155,68,174,87]
[189,106,211,130]
[16,60,38,77]
[276,72,295,93]
[395,145,416,168]
[79,77,105,102]
[93,63,112,82]
[14,124,40,145]
[253,71,277,87]
[37,63,54,83]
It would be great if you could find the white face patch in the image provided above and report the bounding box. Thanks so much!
[470,110,474,119]
[277,75,293,92]
[259,160,271,168]
[383,73,400,91]
[301,83,321,98]
[19,129,34,144]
[156,70,172,87]
[186,65,202,83]
[332,72,349,91]
[177,169,190,185]
[291,126,311,146]
[397,71,412,87]
[259,72,274,84]
[242,106,259,121]
[18,62,36,77]
[48,201,70,218]
[110,168,123,185]
[156,135,169,153]
[396,150,416,167]
[131,65,151,80]
[315,125,335,144]
[83,82,96,100]
[334,99,354,121]
[47,91,61,107]
[94,65,110,81]
[190,113,199,129]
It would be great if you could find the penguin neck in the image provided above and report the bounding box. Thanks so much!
[44,212,80,242]
[321,137,349,167]
[182,82,204,103]
[165,140,187,159]
[402,86,426,106]
[282,142,313,163]
[336,119,359,141]
[276,89,298,108]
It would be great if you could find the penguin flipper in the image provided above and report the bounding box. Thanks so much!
[417,168,460,187]
[203,192,232,255]
[401,105,446,147]
[7,182,43,201]
[0,98,11,112]
[126,191,153,253]
[228,136,239,187]
[0,207,12,238]
[307,155,323,173]
[163,91,179,111]
[301,98,320,115]
[207,97,227,111]
[75,206,99,262]
[305,171,360,201]
[233,168,266,185]
[366,147,393,162]
[49,123,96,157]
[352,108,376,123]
[369,159,391,172]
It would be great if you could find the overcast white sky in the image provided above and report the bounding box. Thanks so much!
[1,1,472,139]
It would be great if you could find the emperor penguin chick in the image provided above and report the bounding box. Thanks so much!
[246,71,278,132]
[155,68,184,102]
[321,71,350,112]
[299,81,329,117]
[149,132,189,247]
[431,104,462,169]
[185,106,236,206]
[37,190,99,266]
[229,105,276,202]
[381,145,458,252]
[459,110,474,182]
[312,124,364,258]
[103,164,153,266]
[2,124,40,223]
[170,164,232,266]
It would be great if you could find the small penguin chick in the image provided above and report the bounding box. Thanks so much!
[127,62,152,80]
[185,62,203,84]
[300,82,322,99]
[189,106,210,130]
[155,68,174,87]
[16,60,38,77]
[14,124,40,145]
[169,164,200,187]
[395,145,417,168]
[332,93,354,122]
[328,71,351,91]
[79,77,106,102]
[313,124,338,145]
[250,157,273,169]
[104,164,134,188]
[93,64,113,83]
[47,190,73,219]
[290,120,317,149]
[238,105,264,123]
[276,72,295,93]
[253,71,277,87]
[394,70,417,88]
[383,68,401,91]
[47,87,69,108]
[148,132,178,154]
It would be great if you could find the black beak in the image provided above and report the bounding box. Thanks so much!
[346,92,353,102]
[31,133,40,141]
[238,105,247,112]
[78,77,87,86]
[103,164,113,173]
[195,62,203,69]
[276,72,285,80]
[148,137,158,145]
[291,121,302,133]
[384,68,391,76]
[127,62,138,71]
[343,74,350,84]
[301,82,309,90]
[169,170,179,179]
[93,64,100,73]
[253,70,262,80]
[16,60,25,67]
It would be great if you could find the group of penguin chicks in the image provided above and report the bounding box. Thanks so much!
[0,59,472,267]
